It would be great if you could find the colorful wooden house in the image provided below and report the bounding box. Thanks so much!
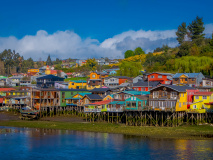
[32,88,60,109]
[58,89,89,107]
[4,90,30,107]
[124,95,149,111]
[87,72,109,90]
[84,99,112,112]
[172,73,205,87]
[80,94,103,106]
[68,80,87,89]
[90,88,112,97]
[133,81,160,91]
[107,101,125,112]
[66,92,91,106]
[147,72,174,84]
[188,92,213,113]
[149,85,195,111]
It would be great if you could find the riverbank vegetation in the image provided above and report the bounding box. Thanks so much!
[1,120,213,140]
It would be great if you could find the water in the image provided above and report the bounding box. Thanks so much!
[0,127,212,160]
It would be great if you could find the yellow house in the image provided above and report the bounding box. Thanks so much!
[68,80,87,89]
[87,72,109,90]
[28,69,39,73]
[188,92,213,113]
[176,92,188,111]
[103,95,113,101]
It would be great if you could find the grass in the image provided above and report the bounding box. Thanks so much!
[64,77,88,82]
[1,120,213,140]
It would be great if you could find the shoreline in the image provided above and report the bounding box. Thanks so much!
[0,111,213,140]
[1,120,213,140]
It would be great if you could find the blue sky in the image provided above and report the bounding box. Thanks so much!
[0,0,212,59]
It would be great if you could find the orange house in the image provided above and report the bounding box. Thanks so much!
[87,72,109,90]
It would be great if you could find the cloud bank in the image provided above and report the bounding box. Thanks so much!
[0,24,212,60]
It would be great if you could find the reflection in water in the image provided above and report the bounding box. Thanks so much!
[0,126,212,160]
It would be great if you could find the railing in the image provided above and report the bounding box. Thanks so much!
[107,107,123,112]
[84,108,102,112]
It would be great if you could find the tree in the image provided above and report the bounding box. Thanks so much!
[188,16,205,45]
[176,22,187,44]
[124,50,134,58]
[117,61,142,77]
[46,54,53,66]
[189,43,200,56]
[134,47,145,55]
[85,58,98,71]
[177,42,191,57]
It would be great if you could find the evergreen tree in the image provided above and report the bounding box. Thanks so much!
[176,22,187,44]
[46,54,53,66]
[188,16,205,45]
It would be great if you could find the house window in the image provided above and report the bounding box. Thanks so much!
[179,102,181,107]
[162,91,167,97]
[185,78,187,81]
[158,75,162,78]
[195,96,199,99]
[62,92,65,98]
[193,105,196,109]
[92,75,95,78]
[151,76,154,78]
[203,96,207,100]
[171,92,177,99]
[182,93,184,97]
[153,91,159,98]
[192,78,195,81]
[85,99,89,104]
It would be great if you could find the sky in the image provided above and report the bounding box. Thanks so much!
[0,0,212,60]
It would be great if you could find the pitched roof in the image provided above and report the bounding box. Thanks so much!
[122,91,150,95]
[133,81,160,87]
[105,76,130,80]
[150,85,195,92]
[172,73,204,78]
[0,88,15,92]
[86,94,103,100]
[89,99,113,105]
[147,72,174,76]
[193,92,213,96]
[90,88,111,92]
[36,75,64,80]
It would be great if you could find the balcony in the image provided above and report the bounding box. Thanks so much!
[107,107,123,112]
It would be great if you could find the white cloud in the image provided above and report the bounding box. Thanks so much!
[0,23,212,60]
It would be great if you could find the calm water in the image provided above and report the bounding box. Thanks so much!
[0,127,212,160]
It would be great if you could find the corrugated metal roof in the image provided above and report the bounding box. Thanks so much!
[172,73,203,78]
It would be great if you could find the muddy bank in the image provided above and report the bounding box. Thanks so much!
[0,111,84,123]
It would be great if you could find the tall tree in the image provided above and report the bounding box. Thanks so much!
[46,54,53,66]
[124,50,134,58]
[134,47,145,55]
[188,16,205,45]
[176,22,187,44]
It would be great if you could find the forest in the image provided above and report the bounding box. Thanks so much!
[119,16,213,77]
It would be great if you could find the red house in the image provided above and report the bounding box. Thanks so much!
[147,73,174,85]
[133,81,160,91]
[187,89,199,109]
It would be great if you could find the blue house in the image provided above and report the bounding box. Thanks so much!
[124,95,149,111]
[36,75,64,88]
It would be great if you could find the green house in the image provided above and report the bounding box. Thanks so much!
[58,89,90,107]
[125,95,148,111]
